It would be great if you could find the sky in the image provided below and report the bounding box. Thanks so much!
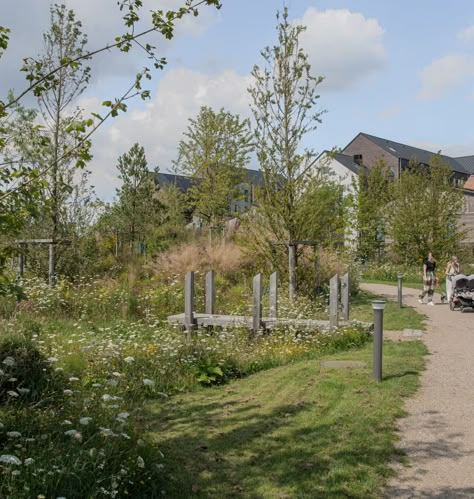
[3,0,474,200]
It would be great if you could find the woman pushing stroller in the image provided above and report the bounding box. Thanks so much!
[445,255,460,302]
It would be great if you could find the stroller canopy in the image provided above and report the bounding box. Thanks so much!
[452,274,474,289]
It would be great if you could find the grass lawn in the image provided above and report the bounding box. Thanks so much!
[351,290,427,331]
[362,278,424,290]
[146,340,426,499]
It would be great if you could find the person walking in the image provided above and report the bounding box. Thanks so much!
[445,255,460,302]
[419,252,437,305]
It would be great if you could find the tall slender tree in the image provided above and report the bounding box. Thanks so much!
[34,4,91,283]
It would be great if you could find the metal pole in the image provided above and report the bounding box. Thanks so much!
[397,273,403,309]
[372,300,385,382]
[205,270,215,315]
[269,271,278,319]
[184,271,196,340]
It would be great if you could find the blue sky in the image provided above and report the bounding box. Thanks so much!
[3,0,474,199]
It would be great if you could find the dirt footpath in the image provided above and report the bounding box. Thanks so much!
[361,283,474,499]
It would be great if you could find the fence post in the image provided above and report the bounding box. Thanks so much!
[48,243,55,287]
[184,271,196,340]
[342,272,350,321]
[205,270,215,315]
[19,253,25,279]
[397,272,403,309]
[372,300,385,382]
[329,273,339,330]
[253,273,263,333]
[288,244,297,302]
[269,271,278,319]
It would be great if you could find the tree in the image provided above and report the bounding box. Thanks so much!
[248,7,325,296]
[115,143,162,255]
[174,106,253,227]
[387,156,465,263]
[249,8,324,244]
[36,4,91,283]
[353,160,391,262]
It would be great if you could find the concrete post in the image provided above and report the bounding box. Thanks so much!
[397,272,403,309]
[372,300,385,382]
[205,270,215,315]
[253,273,263,333]
[329,274,339,330]
[184,271,196,339]
[48,243,55,287]
[269,271,278,319]
[19,252,25,278]
[342,272,350,321]
[288,244,297,302]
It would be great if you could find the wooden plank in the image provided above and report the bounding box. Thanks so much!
[168,312,359,331]
[342,272,350,321]
[269,271,278,319]
[329,273,339,330]
[253,273,263,333]
[205,270,215,315]
[288,244,297,302]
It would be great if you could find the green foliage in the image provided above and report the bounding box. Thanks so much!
[0,333,65,405]
[114,143,163,254]
[249,7,325,245]
[387,156,465,263]
[174,106,253,226]
[354,160,391,261]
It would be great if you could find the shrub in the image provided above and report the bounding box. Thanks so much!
[0,333,65,406]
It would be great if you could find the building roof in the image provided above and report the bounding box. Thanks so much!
[464,175,474,191]
[356,132,471,175]
[155,168,265,192]
[455,156,474,175]
[155,172,193,191]
[332,152,361,175]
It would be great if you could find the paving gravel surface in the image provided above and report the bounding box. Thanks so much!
[362,283,474,499]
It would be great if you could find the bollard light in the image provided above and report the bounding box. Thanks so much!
[372,300,385,382]
[397,272,404,309]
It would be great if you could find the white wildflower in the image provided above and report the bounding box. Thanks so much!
[137,456,145,468]
[17,388,31,395]
[47,357,58,363]
[7,390,19,398]
[79,417,92,426]
[6,431,21,438]
[64,429,82,441]
[143,378,154,387]
[0,368,4,375]
[63,389,73,396]
[12,469,21,475]
[62,420,73,426]
[117,412,129,420]
[2,357,15,367]
[0,454,21,465]
[55,367,64,372]
[69,377,80,382]
[112,372,122,377]
[91,383,102,388]
[124,356,135,364]
[24,458,35,466]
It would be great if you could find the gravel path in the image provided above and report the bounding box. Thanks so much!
[362,283,474,498]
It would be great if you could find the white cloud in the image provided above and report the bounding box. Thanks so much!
[87,67,251,199]
[458,24,474,43]
[410,140,474,158]
[295,7,386,91]
[418,54,473,100]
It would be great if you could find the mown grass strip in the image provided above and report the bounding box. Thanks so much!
[146,340,426,499]
[351,290,427,331]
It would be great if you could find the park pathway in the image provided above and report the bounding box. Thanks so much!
[362,283,474,498]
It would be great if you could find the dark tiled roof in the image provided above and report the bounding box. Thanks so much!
[155,168,265,192]
[359,133,470,175]
[332,152,360,175]
[455,156,474,175]
[155,172,193,191]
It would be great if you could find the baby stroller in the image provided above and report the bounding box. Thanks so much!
[449,274,474,312]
